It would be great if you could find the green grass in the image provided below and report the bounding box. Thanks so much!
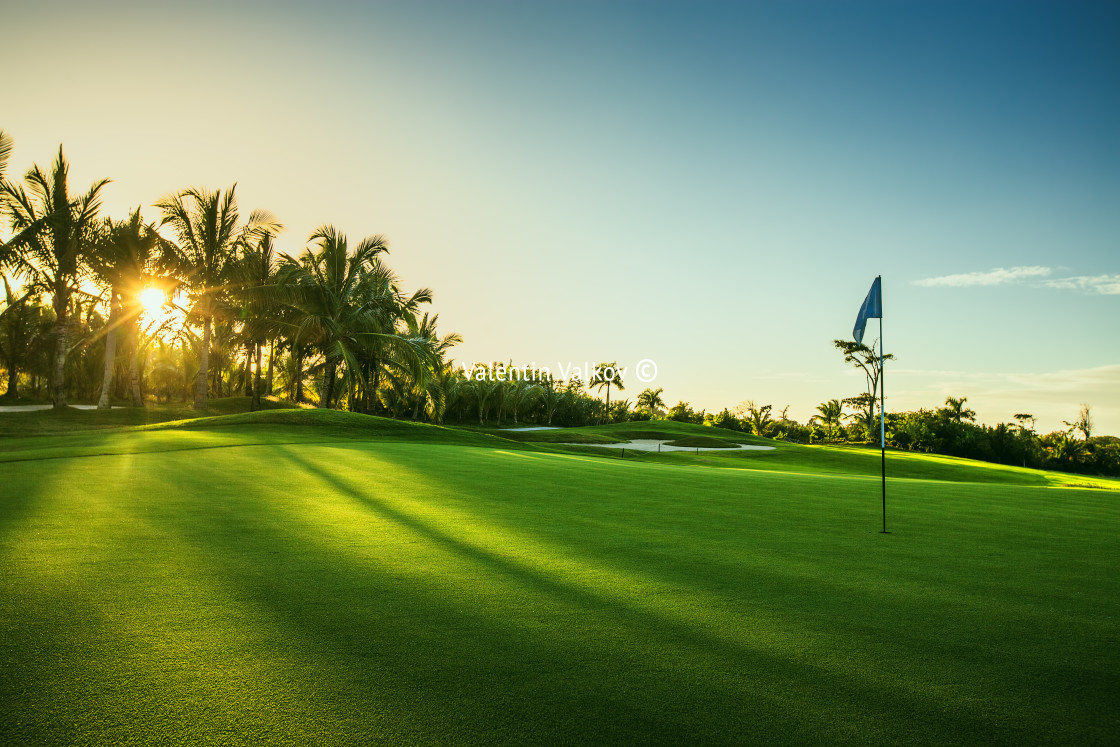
[1,410,1118,744]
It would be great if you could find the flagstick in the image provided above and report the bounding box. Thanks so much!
[879,309,888,534]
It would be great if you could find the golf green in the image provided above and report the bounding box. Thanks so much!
[1,420,1117,744]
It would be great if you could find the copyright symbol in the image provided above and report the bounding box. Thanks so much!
[635,359,658,383]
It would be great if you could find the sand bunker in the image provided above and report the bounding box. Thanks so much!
[555,438,774,452]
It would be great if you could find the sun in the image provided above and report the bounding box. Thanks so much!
[139,287,166,314]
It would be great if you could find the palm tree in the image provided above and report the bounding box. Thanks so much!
[0,276,47,397]
[156,184,279,411]
[737,400,774,436]
[942,396,976,424]
[402,313,461,420]
[0,129,12,183]
[469,374,497,425]
[88,208,172,408]
[833,339,894,426]
[357,274,433,414]
[636,387,665,418]
[1,146,110,407]
[273,225,430,410]
[508,375,541,425]
[0,129,12,272]
[535,378,562,425]
[813,398,843,440]
[431,361,471,424]
[590,361,624,424]
[1048,431,1085,464]
[232,230,283,411]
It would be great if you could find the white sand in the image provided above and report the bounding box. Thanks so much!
[556,438,774,452]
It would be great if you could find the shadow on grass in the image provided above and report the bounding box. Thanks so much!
[5,442,1103,744]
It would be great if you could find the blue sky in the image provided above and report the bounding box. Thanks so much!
[4,0,1118,433]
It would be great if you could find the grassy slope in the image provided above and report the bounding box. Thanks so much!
[0,407,521,463]
[1,411,1118,743]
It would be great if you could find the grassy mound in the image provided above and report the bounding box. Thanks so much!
[146,408,525,449]
[0,408,522,464]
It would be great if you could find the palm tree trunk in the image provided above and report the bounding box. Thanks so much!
[371,358,381,414]
[96,293,119,410]
[243,343,253,397]
[195,315,210,410]
[6,365,17,397]
[265,339,275,395]
[320,358,336,408]
[294,349,304,403]
[50,315,69,409]
[129,320,143,407]
[251,342,262,411]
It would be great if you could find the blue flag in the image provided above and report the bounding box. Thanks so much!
[853,276,882,346]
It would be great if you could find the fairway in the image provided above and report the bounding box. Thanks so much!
[1,416,1118,744]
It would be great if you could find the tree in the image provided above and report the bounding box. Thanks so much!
[425,359,466,425]
[609,398,632,423]
[1065,404,1093,442]
[538,379,566,425]
[667,400,702,424]
[940,396,976,424]
[1045,430,1085,466]
[0,129,11,183]
[401,313,461,420]
[842,393,877,437]
[812,399,843,440]
[736,400,774,436]
[157,185,278,411]
[0,129,12,271]
[1,146,110,407]
[507,373,540,426]
[272,225,430,410]
[468,372,497,425]
[88,208,172,408]
[833,339,894,428]
[232,230,284,411]
[636,387,665,418]
[1013,413,1036,433]
[0,276,47,397]
[590,361,624,424]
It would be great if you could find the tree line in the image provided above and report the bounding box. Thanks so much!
[0,134,459,415]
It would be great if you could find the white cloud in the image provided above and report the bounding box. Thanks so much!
[1042,274,1120,295]
[914,267,1120,295]
[913,266,1052,287]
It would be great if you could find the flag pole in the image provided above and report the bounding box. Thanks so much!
[879,277,888,534]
